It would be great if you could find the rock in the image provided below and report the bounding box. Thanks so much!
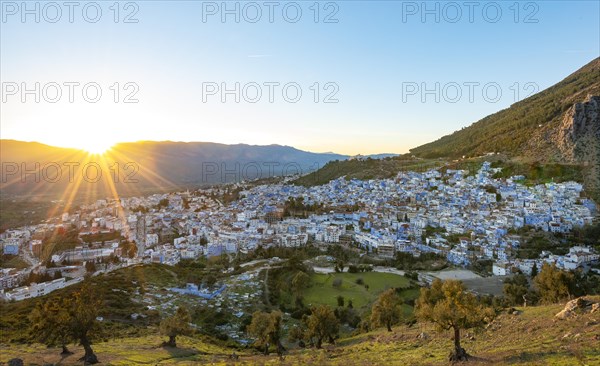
[591,303,600,314]
[417,332,430,340]
[555,297,597,319]
[557,95,600,197]
[513,310,521,316]
[7,359,24,366]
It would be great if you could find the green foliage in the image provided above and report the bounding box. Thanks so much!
[492,161,584,184]
[517,233,569,259]
[283,196,324,217]
[416,279,495,360]
[534,264,575,304]
[291,271,311,302]
[28,281,102,363]
[410,58,600,159]
[246,311,283,354]
[394,252,447,271]
[160,307,192,347]
[370,289,405,331]
[29,296,72,351]
[503,274,530,306]
[303,305,340,348]
[293,157,444,187]
[41,226,80,261]
[0,255,29,269]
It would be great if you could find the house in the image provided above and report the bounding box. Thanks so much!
[492,261,511,276]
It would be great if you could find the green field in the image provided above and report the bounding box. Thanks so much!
[303,272,414,310]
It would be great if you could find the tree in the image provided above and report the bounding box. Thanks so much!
[29,297,73,355]
[415,279,494,361]
[29,281,102,364]
[503,273,529,306]
[247,311,283,355]
[69,282,102,364]
[160,307,192,348]
[531,263,538,277]
[291,271,310,303]
[85,261,96,273]
[534,263,575,304]
[304,305,339,348]
[370,289,404,332]
[28,282,101,363]
[30,281,102,364]
[204,274,217,287]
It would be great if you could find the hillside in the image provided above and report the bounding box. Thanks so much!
[1,299,598,365]
[293,157,444,186]
[295,59,599,195]
[409,58,599,161]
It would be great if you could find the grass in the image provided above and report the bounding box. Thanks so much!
[2,298,599,365]
[303,272,413,310]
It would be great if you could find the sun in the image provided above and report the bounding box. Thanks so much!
[84,141,114,155]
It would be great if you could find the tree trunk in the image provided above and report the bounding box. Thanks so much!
[387,321,392,332]
[79,338,99,364]
[264,343,269,355]
[277,341,285,356]
[61,345,73,355]
[168,335,177,348]
[449,327,469,362]
[316,337,322,349]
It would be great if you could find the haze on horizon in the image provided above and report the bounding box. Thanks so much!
[1,1,598,155]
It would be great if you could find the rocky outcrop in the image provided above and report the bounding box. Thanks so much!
[555,297,599,319]
[557,95,600,161]
[556,95,600,199]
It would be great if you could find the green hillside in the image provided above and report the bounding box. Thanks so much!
[410,58,600,159]
[1,299,598,365]
[293,157,444,186]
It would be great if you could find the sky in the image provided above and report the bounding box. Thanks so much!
[1,0,599,155]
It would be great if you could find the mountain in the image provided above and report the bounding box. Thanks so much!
[409,58,599,198]
[0,140,347,199]
[294,59,599,193]
[409,58,599,161]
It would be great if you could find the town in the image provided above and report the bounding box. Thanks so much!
[1,161,597,304]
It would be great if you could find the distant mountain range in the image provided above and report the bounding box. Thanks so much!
[0,140,397,198]
[2,59,598,200]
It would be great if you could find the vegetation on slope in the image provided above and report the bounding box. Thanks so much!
[410,58,600,159]
[293,157,444,187]
[1,298,599,365]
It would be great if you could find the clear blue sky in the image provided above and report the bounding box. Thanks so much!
[1,0,599,154]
